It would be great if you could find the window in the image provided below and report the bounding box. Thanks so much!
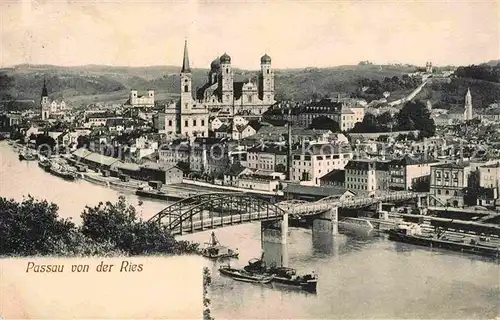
[168,120,172,126]
[201,120,205,126]
[185,120,188,127]
[267,69,270,74]
[193,119,197,126]
[226,68,229,74]
[184,85,188,92]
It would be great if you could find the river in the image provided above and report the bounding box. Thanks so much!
[1,141,499,319]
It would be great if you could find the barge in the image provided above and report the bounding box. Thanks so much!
[135,187,187,202]
[388,223,500,259]
[38,159,52,172]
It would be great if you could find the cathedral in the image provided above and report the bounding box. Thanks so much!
[155,40,275,138]
[195,46,276,116]
[40,79,67,120]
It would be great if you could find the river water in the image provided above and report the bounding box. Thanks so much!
[1,141,499,319]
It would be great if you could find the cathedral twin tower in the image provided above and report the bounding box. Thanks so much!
[180,40,275,116]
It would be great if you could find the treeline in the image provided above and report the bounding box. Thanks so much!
[0,196,198,257]
[350,100,436,138]
[455,64,500,83]
[357,74,422,95]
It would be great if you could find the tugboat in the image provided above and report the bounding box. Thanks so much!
[218,264,274,284]
[243,253,318,292]
[200,232,239,259]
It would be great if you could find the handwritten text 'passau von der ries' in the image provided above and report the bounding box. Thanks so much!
[25,260,143,273]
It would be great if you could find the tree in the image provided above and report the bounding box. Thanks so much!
[0,196,76,256]
[77,135,90,148]
[350,114,381,133]
[395,100,436,138]
[308,116,340,132]
[377,112,393,127]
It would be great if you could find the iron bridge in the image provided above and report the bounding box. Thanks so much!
[148,191,427,236]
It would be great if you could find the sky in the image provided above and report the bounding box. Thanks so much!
[1,0,499,69]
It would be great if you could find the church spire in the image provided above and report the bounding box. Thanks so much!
[181,40,191,73]
[41,78,48,97]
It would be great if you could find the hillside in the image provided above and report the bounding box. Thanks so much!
[0,64,416,107]
[415,63,500,111]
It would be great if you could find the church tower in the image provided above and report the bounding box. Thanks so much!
[40,79,50,120]
[259,53,274,104]
[464,87,473,120]
[219,53,233,105]
[180,40,193,113]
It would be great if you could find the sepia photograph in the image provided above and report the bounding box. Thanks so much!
[0,0,499,319]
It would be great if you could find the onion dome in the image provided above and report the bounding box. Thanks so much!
[220,53,231,64]
[210,57,220,70]
[261,53,271,64]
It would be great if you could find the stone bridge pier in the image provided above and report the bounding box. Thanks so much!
[312,207,338,253]
[261,213,289,268]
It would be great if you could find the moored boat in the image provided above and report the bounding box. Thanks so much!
[19,150,37,161]
[338,217,374,230]
[219,265,274,284]
[388,223,500,259]
[48,163,77,181]
[243,254,318,292]
[200,232,239,259]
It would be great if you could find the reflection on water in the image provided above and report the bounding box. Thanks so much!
[187,223,499,319]
[0,142,168,222]
[2,142,499,319]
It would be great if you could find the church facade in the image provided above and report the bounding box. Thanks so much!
[154,40,275,138]
[196,49,275,116]
[40,80,67,120]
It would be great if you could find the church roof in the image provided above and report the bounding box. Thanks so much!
[41,79,48,97]
[181,40,191,73]
[261,54,271,64]
[220,53,231,64]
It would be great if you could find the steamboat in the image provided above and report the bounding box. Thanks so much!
[243,253,318,292]
[218,265,274,284]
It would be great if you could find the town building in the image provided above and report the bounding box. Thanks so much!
[389,156,441,190]
[344,159,392,194]
[124,89,155,109]
[291,143,353,186]
[263,98,365,130]
[40,80,67,120]
[246,144,288,173]
[429,162,471,207]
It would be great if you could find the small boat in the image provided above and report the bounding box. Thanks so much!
[243,253,318,292]
[219,265,274,284]
[200,232,239,259]
[338,217,374,230]
[19,150,37,161]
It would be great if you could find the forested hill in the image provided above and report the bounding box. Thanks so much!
[416,63,500,110]
[0,64,416,106]
[1,62,499,110]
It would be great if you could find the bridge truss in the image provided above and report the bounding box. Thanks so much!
[148,192,286,236]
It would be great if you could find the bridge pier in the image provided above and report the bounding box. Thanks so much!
[261,213,289,268]
[376,201,383,213]
[312,207,338,236]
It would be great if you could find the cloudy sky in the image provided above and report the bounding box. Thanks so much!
[1,0,499,69]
